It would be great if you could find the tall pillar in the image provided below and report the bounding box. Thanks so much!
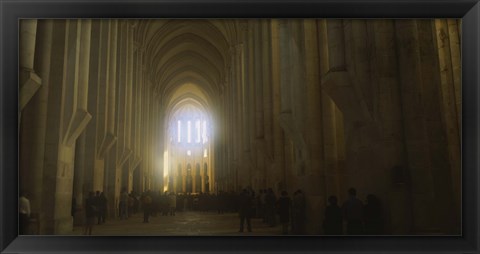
[369,20,410,234]
[19,19,42,110]
[62,20,92,147]
[104,20,119,219]
[394,20,438,234]
[433,19,461,234]
[104,20,118,155]
[302,19,325,234]
[19,19,53,234]
[269,19,286,190]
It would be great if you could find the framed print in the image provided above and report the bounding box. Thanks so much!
[1,0,479,253]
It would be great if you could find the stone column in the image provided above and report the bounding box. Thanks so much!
[62,20,92,147]
[433,19,461,234]
[369,20,410,234]
[97,20,114,159]
[106,20,118,152]
[41,20,67,234]
[269,19,286,190]
[261,20,274,188]
[104,20,120,219]
[73,132,87,226]
[19,19,53,234]
[19,19,42,110]
[302,19,326,234]
[394,20,438,234]
[125,24,134,156]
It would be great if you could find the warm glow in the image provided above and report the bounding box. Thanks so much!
[188,121,191,143]
[177,120,181,142]
[163,150,169,177]
[196,120,201,143]
[203,120,207,144]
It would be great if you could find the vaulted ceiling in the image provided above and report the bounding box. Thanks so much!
[135,20,243,114]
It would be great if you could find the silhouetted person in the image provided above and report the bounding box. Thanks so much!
[93,191,101,224]
[120,188,129,220]
[160,192,169,216]
[238,189,253,232]
[323,195,343,235]
[98,192,107,224]
[363,194,384,234]
[292,189,306,234]
[342,188,364,235]
[142,191,153,223]
[278,191,291,234]
[84,191,97,235]
[265,188,277,227]
[128,193,135,217]
[168,192,177,216]
[19,191,31,235]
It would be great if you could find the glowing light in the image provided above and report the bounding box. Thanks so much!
[188,121,191,143]
[177,120,181,142]
[187,150,191,156]
[163,150,169,177]
[196,120,201,143]
[203,120,207,144]
[204,149,207,158]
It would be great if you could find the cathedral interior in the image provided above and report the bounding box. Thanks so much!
[18,19,461,235]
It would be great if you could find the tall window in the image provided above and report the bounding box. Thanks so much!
[187,121,191,143]
[177,120,181,142]
[196,120,201,143]
[202,120,207,144]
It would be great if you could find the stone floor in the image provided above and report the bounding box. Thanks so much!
[72,211,283,236]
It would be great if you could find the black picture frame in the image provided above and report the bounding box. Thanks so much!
[1,0,479,253]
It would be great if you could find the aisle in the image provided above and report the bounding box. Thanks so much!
[72,211,283,236]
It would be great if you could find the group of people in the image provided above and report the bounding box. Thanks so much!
[83,191,108,235]
[323,188,384,235]
[80,186,382,235]
[236,188,307,234]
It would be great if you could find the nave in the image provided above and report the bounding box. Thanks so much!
[72,211,281,236]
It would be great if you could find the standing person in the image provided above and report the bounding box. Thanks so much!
[142,191,153,223]
[363,194,384,234]
[278,191,292,234]
[120,188,129,220]
[238,189,253,232]
[342,188,364,235]
[168,192,177,216]
[93,191,101,225]
[265,188,277,227]
[98,192,107,224]
[84,191,97,235]
[19,191,31,235]
[292,189,306,234]
[323,195,343,235]
[260,189,267,223]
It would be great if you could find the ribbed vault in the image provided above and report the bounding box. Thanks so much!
[137,19,236,108]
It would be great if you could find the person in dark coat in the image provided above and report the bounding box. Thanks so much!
[142,191,153,223]
[292,189,306,234]
[323,195,343,235]
[363,194,384,234]
[97,192,107,224]
[342,188,364,235]
[277,191,291,234]
[265,188,277,227]
[84,192,97,235]
[238,189,253,232]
